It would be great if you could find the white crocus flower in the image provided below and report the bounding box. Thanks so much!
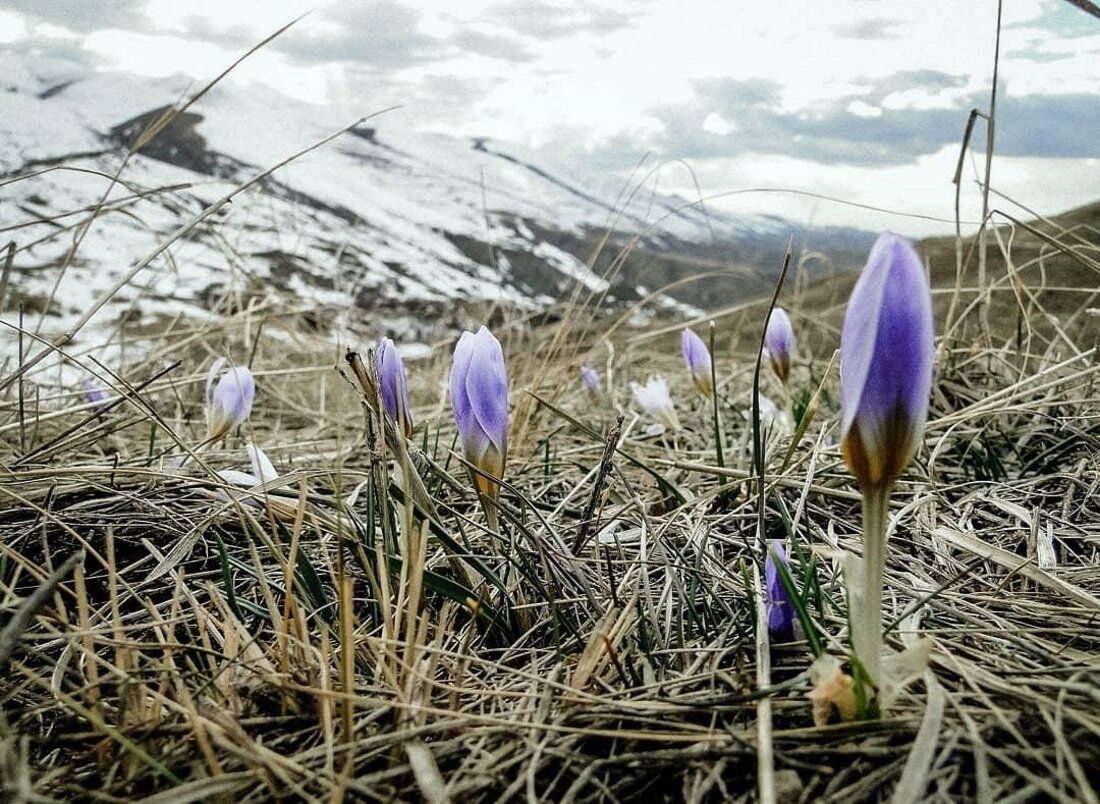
[216,443,279,496]
[630,376,680,431]
[742,393,792,431]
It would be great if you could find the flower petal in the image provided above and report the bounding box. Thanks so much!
[450,330,476,439]
[212,367,255,431]
[206,357,226,408]
[765,308,793,355]
[632,376,679,430]
[765,308,794,382]
[464,326,508,458]
[765,540,796,641]
[681,328,711,374]
[216,469,259,488]
[840,237,893,438]
[246,443,278,483]
[378,337,413,435]
[84,380,108,410]
[840,233,933,486]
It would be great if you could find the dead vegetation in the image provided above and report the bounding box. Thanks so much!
[1,201,1099,802]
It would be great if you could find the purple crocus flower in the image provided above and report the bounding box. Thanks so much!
[84,380,109,412]
[206,358,255,439]
[580,365,600,393]
[840,233,934,696]
[450,326,508,517]
[680,328,713,397]
[765,540,796,643]
[840,233,934,490]
[377,337,413,437]
[764,307,795,384]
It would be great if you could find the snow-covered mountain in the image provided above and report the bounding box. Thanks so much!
[1,53,874,353]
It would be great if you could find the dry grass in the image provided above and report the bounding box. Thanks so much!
[1,203,1099,803]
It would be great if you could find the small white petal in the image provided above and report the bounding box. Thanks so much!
[631,376,679,430]
[216,469,260,488]
[246,443,278,483]
[206,357,226,408]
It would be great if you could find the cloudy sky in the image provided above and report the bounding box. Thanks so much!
[3,0,1099,235]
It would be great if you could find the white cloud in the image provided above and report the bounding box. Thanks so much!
[846,100,882,119]
[702,112,737,136]
[143,0,317,37]
[34,22,82,40]
[83,29,236,77]
[0,10,28,43]
[881,87,968,111]
[4,0,1098,231]
[659,144,1098,239]
[81,28,342,104]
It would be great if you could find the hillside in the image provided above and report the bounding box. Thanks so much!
[0,52,875,364]
[779,200,1100,351]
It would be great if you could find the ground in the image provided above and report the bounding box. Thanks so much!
[1,219,1099,802]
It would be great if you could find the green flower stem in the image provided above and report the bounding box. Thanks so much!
[708,322,724,469]
[857,483,891,693]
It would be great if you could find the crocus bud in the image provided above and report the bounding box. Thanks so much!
[630,376,679,431]
[764,307,795,384]
[377,337,413,437]
[839,233,934,699]
[765,540,795,643]
[206,358,255,440]
[680,328,713,397]
[840,233,934,490]
[580,365,600,393]
[450,326,508,513]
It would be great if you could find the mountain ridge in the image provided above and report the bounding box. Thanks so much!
[1,54,877,355]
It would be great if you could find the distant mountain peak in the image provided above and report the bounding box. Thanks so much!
[0,57,875,354]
